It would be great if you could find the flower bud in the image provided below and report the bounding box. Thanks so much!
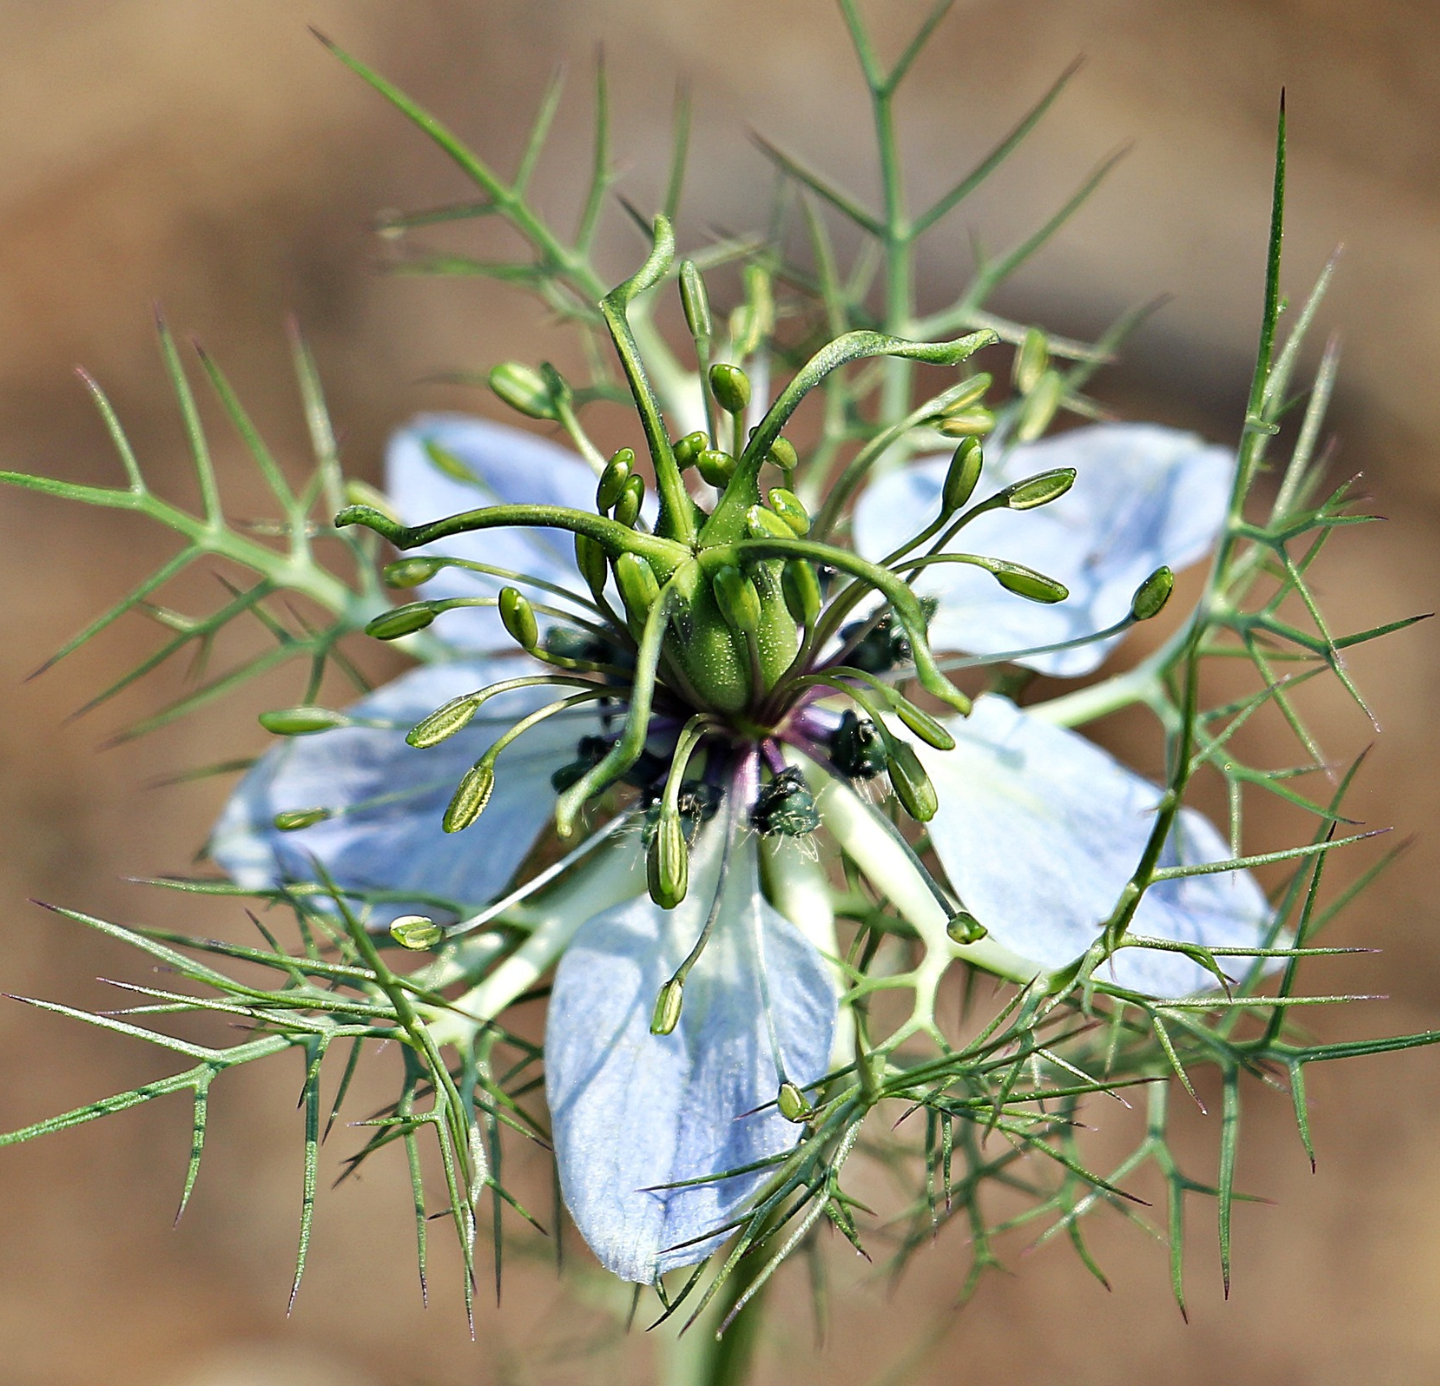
[1130,565,1175,621]
[612,474,645,528]
[390,914,443,950]
[650,976,685,1036]
[673,431,709,470]
[745,505,795,541]
[272,807,332,831]
[942,438,984,513]
[696,448,737,487]
[407,694,480,748]
[992,562,1069,604]
[596,448,634,512]
[383,556,445,589]
[946,910,988,945]
[680,260,713,340]
[646,810,689,909]
[777,1081,812,1123]
[937,408,995,437]
[365,603,437,640]
[1012,327,1050,394]
[259,706,350,736]
[614,552,660,621]
[1000,467,1075,511]
[574,534,609,599]
[488,361,557,420]
[712,565,762,636]
[887,741,938,822]
[767,487,810,536]
[499,586,539,652]
[443,761,494,833]
[709,362,751,415]
[1014,368,1064,444]
[782,559,822,628]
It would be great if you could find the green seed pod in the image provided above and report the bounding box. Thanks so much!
[709,362,751,415]
[777,1081,812,1123]
[650,976,685,1036]
[673,431,709,470]
[679,260,713,341]
[365,603,437,640]
[767,487,810,536]
[993,562,1069,604]
[596,448,635,512]
[1130,565,1175,621]
[942,438,984,513]
[614,552,660,622]
[272,807,332,831]
[487,360,557,420]
[499,586,539,652]
[390,914,444,951]
[891,698,956,751]
[946,910,988,945]
[646,810,690,910]
[937,407,995,438]
[695,448,737,487]
[443,761,495,834]
[745,505,795,541]
[712,565,762,636]
[1013,327,1051,394]
[941,372,993,415]
[383,556,445,589]
[767,436,799,472]
[612,473,645,528]
[1015,368,1065,444]
[1001,467,1075,511]
[782,559,822,628]
[408,694,480,749]
[887,741,938,822]
[574,534,609,599]
[259,706,350,736]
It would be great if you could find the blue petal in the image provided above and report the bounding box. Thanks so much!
[853,423,1234,676]
[208,657,602,922]
[386,414,598,649]
[545,830,838,1282]
[920,696,1271,996]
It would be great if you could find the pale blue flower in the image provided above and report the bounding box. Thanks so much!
[211,414,1270,1282]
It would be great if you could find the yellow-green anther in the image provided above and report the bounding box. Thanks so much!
[273,807,332,831]
[679,260,712,340]
[713,564,762,635]
[1015,368,1065,443]
[777,1081,812,1123]
[887,741,938,822]
[390,914,443,950]
[709,362,751,415]
[767,487,810,536]
[696,449,737,488]
[498,587,539,651]
[650,976,685,1036]
[767,437,798,472]
[259,706,350,736]
[946,910,988,945]
[1002,467,1075,510]
[365,603,437,640]
[342,479,399,522]
[1130,565,1175,621]
[574,534,609,599]
[1013,327,1050,394]
[782,559,822,628]
[745,504,794,541]
[942,438,984,513]
[993,562,1069,604]
[488,360,557,420]
[614,552,660,621]
[646,810,689,909]
[407,694,480,749]
[443,761,495,834]
[673,431,709,470]
[891,699,956,751]
[613,474,645,528]
[423,439,476,484]
[383,556,445,589]
[938,408,995,438]
[596,448,634,512]
[941,372,993,415]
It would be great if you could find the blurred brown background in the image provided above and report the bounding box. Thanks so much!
[1,2,1437,1383]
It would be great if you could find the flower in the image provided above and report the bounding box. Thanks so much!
[210,406,1272,1284]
